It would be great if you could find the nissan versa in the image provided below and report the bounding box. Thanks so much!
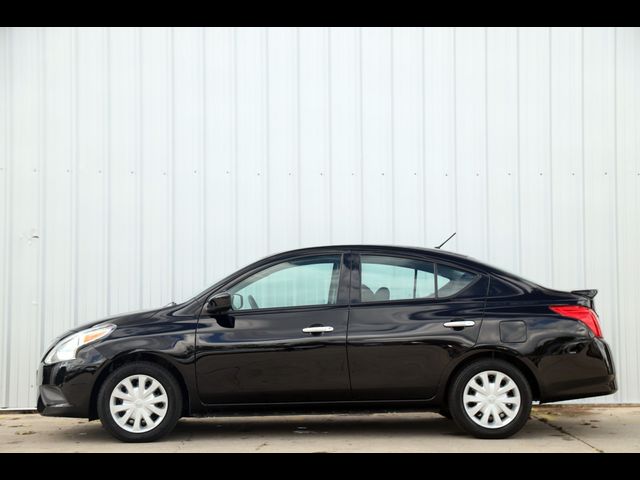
[37,245,617,442]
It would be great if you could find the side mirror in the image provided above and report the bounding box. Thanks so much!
[206,291,232,314]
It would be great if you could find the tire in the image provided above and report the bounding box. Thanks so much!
[97,361,182,442]
[448,359,532,439]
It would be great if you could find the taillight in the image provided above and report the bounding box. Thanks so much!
[549,305,603,338]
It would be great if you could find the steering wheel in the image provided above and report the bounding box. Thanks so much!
[248,294,259,310]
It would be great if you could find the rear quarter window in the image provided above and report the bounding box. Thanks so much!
[436,264,480,298]
[487,275,521,297]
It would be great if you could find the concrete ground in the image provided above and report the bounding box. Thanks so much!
[1,405,638,452]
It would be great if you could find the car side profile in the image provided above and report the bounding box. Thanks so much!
[37,245,617,442]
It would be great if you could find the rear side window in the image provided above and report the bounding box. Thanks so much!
[359,255,479,303]
[436,264,478,298]
[360,255,436,302]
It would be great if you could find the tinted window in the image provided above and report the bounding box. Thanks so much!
[229,255,341,310]
[487,275,520,297]
[360,255,436,302]
[436,264,478,298]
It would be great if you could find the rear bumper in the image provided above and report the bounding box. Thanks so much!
[539,337,617,403]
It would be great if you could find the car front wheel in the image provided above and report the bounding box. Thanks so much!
[97,361,182,442]
[448,359,532,439]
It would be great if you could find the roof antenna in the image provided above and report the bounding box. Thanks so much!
[435,232,456,249]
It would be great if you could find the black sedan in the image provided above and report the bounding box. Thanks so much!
[37,245,617,442]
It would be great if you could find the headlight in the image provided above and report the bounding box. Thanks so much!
[44,324,116,365]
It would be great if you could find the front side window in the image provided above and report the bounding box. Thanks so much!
[228,255,341,311]
[360,255,436,302]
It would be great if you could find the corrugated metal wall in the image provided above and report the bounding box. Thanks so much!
[1,27,639,408]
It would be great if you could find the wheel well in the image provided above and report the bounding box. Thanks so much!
[441,351,541,406]
[89,352,190,420]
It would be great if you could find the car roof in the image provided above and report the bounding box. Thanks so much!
[261,244,493,271]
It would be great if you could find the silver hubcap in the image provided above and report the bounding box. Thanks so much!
[463,370,521,429]
[109,374,168,433]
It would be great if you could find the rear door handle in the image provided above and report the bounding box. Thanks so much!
[443,320,476,328]
[302,326,334,334]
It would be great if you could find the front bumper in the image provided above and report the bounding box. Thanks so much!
[36,346,108,419]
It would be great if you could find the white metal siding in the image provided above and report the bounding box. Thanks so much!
[1,27,639,408]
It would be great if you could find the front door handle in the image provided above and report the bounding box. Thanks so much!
[302,326,334,334]
[443,320,476,328]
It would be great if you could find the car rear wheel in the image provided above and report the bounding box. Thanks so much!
[448,359,532,439]
[97,361,182,442]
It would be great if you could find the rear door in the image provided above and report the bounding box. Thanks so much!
[347,252,488,400]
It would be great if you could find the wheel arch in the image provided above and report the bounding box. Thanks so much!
[438,349,541,408]
[89,352,191,420]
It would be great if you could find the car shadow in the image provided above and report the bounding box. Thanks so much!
[173,413,465,438]
[47,413,556,449]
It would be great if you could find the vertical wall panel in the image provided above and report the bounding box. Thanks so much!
[550,27,585,290]
[172,27,206,300]
[2,27,640,406]
[298,28,331,247]
[329,27,362,244]
[392,27,424,246]
[583,27,617,401]
[108,28,139,313]
[140,27,172,307]
[423,27,456,249]
[5,28,42,407]
[518,27,553,286]
[486,27,519,272]
[0,27,10,405]
[204,27,238,282]
[42,27,73,350]
[235,27,269,265]
[361,27,393,243]
[615,27,640,402]
[76,27,109,325]
[454,27,488,259]
[266,27,299,253]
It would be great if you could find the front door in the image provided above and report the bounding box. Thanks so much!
[196,253,351,404]
[347,252,488,400]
